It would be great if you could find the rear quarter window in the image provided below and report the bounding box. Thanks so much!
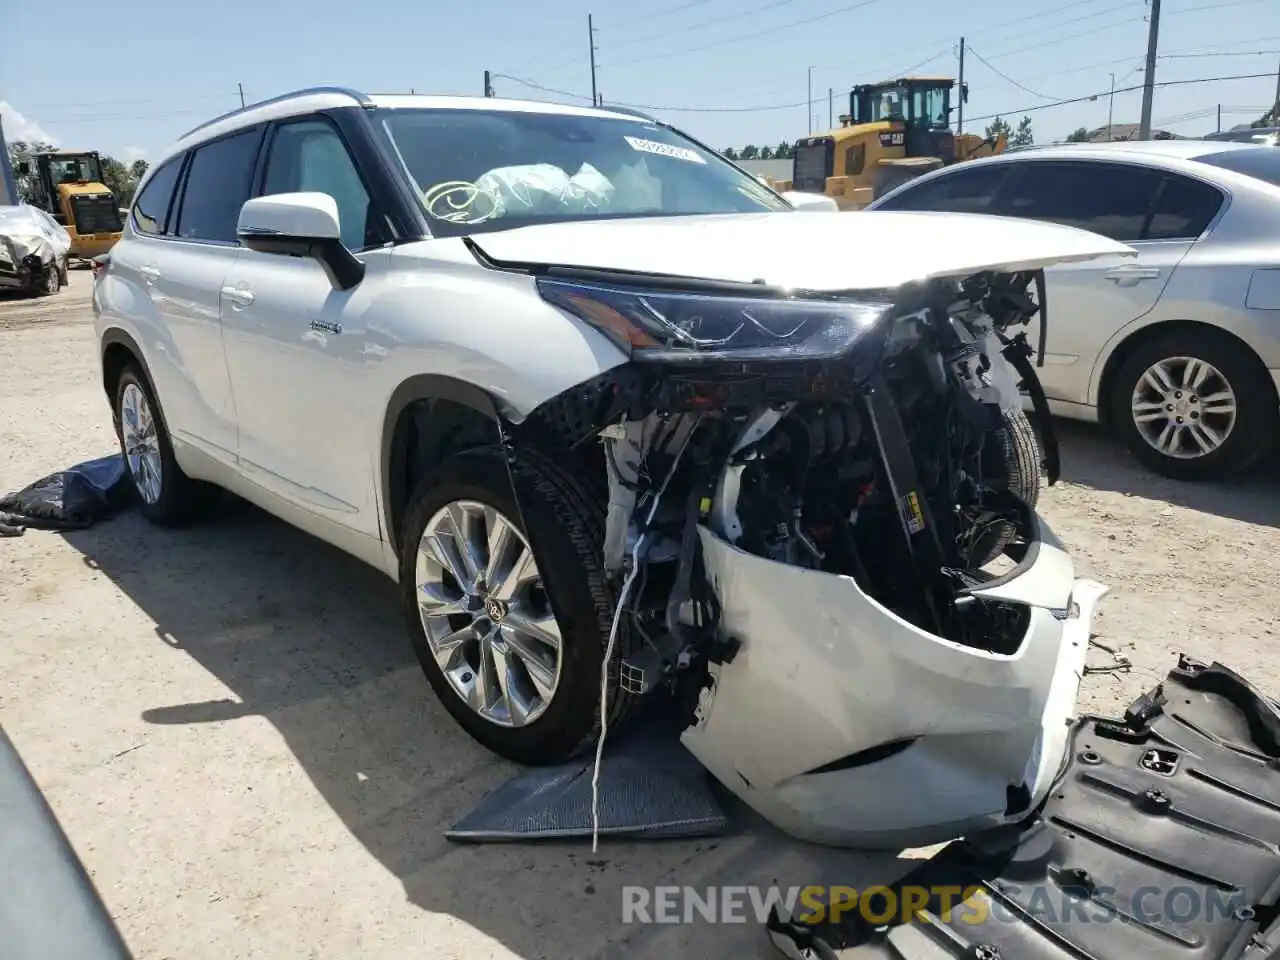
[1144,174,1223,241]
[1191,148,1280,188]
[132,157,183,236]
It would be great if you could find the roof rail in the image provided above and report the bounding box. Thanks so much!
[175,86,372,141]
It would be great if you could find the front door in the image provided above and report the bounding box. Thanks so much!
[219,114,390,539]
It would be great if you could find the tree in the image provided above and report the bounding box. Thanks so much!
[775,140,794,159]
[759,145,774,159]
[1065,126,1090,143]
[739,144,759,160]
[722,147,739,160]
[984,117,1012,143]
[129,159,149,179]
[1012,116,1034,147]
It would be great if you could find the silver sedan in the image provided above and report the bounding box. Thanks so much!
[868,140,1280,481]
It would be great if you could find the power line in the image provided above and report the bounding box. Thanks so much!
[600,0,888,68]
[605,0,805,49]
[966,48,1061,100]
[965,71,1279,124]
[601,0,717,30]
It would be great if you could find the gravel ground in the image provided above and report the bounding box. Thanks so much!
[2,271,1278,960]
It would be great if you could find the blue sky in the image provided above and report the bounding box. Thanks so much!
[2,0,1277,163]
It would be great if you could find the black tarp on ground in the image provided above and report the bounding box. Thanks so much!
[0,456,132,537]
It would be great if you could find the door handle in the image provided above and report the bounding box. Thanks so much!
[1104,265,1161,286]
[220,284,255,308]
[139,265,160,285]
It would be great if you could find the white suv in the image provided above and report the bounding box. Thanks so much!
[94,87,1124,848]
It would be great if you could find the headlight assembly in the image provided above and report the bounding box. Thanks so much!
[537,277,891,363]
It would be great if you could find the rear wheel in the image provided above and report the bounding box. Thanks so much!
[1110,329,1277,480]
[113,364,204,525]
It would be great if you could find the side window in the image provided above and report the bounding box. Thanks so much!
[132,156,183,236]
[1145,174,1222,241]
[175,129,262,243]
[262,119,376,251]
[996,161,1163,242]
[874,164,1011,214]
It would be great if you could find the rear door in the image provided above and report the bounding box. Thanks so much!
[151,126,264,462]
[988,159,1220,406]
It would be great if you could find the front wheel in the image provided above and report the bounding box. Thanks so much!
[1110,330,1277,480]
[399,445,642,766]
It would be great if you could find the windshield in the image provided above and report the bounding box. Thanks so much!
[911,85,950,131]
[374,108,789,236]
[862,86,907,123]
[48,155,103,184]
[1193,147,1280,188]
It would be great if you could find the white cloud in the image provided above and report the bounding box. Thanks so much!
[121,145,147,163]
[0,101,59,147]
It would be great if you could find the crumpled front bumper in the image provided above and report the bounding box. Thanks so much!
[680,513,1105,849]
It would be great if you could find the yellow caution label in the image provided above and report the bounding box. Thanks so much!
[903,491,925,534]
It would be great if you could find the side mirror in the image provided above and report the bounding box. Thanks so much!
[780,190,839,212]
[236,192,364,291]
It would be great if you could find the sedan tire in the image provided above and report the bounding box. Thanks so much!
[1110,329,1278,481]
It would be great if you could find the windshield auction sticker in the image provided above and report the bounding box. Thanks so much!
[624,136,706,164]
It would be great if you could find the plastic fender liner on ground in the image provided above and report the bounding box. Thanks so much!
[766,654,1280,960]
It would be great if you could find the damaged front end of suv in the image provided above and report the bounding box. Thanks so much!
[486,230,1119,850]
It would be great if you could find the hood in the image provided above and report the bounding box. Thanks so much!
[467,211,1135,292]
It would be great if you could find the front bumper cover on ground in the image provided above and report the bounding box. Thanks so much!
[680,515,1104,849]
[766,654,1280,960]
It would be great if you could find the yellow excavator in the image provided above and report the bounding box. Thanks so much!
[16,151,123,259]
[770,77,1006,210]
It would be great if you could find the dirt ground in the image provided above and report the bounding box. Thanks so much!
[2,271,1278,960]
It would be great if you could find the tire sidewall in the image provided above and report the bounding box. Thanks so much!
[398,446,610,765]
[114,365,185,522]
[1111,331,1277,480]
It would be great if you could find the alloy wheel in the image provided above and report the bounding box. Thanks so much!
[414,500,563,727]
[120,383,163,504]
[1130,355,1238,460]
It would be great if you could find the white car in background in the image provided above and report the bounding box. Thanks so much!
[870,140,1280,480]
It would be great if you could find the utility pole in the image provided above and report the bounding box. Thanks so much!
[957,37,966,134]
[588,15,599,107]
[807,66,813,135]
[484,70,494,97]
[1138,0,1162,140]
[1217,103,1222,133]
[828,88,834,127]
[1272,54,1279,122]
[1108,73,1116,141]
[238,82,246,108]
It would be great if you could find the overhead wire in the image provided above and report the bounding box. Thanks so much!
[599,0,889,68]
[966,48,1062,100]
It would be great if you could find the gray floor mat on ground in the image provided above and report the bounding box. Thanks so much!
[445,706,727,843]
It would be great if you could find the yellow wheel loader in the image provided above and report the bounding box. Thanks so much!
[16,151,123,260]
[771,77,1006,210]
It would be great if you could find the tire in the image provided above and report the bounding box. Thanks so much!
[972,407,1043,565]
[399,444,641,766]
[113,363,204,525]
[1109,329,1277,481]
